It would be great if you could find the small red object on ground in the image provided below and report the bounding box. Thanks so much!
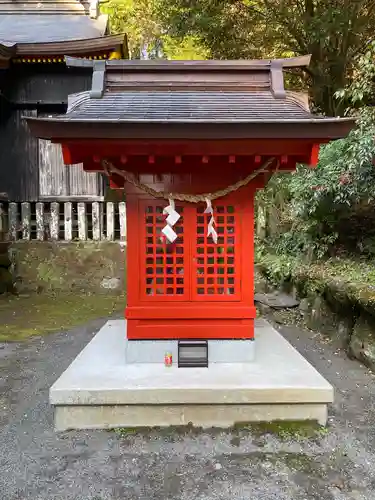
[164,352,173,367]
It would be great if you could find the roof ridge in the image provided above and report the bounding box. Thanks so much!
[66,55,312,71]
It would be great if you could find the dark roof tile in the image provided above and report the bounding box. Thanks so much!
[0,14,107,44]
[64,90,315,123]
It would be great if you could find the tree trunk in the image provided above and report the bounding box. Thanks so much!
[309,61,348,116]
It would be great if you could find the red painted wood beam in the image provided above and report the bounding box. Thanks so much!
[56,138,322,164]
[82,155,302,175]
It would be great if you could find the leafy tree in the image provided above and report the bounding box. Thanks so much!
[336,41,375,109]
[258,41,375,259]
[100,0,207,60]
[157,0,375,115]
[101,0,162,58]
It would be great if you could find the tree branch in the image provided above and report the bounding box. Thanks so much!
[231,0,266,18]
[304,0,314,17]
[261,0,309,51]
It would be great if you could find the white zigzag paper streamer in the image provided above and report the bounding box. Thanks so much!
[204,198,218,244]
[162,198,180,243]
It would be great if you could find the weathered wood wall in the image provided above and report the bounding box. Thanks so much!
[38,115,104,200]
[0,65,98,202]
[5,67,92,105]
[0,108,39,202]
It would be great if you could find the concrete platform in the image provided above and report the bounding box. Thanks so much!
[50,319,334,431]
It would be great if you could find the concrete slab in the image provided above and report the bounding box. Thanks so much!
[50,319,334,430]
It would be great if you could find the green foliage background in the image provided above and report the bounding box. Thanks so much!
[257,43,375,261]
[100,0,208,60]
[101,0,375,114]
[156,0,375,115]
[100,0,375,262]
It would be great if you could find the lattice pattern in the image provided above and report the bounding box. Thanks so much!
[145,204,185,296]
[194,205,238,297]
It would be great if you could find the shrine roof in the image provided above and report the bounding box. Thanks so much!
[0,0,108,44]
[0,14,107,45]
[0,1,128,67]
[25,56,356,141]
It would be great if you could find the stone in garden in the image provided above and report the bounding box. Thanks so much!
[349,313,375,370]
[308,296,352,348]
[100,277,121,290]
[254,291,300,309]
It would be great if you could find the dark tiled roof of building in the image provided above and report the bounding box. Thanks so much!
[0,14,107,44]
[0,0,90,13]
[63,90,315,123]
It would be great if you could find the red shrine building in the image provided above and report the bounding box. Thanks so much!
[27,55,354,367]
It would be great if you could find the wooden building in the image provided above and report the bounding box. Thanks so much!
[0,0,128,203]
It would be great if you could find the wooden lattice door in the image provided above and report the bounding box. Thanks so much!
[141,200,189,301]
[140,199,242,302]
[193,203,241,301]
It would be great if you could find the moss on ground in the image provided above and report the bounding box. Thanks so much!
[115,420,327,441]
[0,241,127,341]
[0,293,125,342]
[233,420,328,440]
[256,251,375,315]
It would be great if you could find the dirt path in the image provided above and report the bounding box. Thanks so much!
[0,316,375,499]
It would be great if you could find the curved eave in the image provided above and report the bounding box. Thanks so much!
[14,33,126,56]
[25,116,356,141]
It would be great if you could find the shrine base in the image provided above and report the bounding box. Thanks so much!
[125,338,255,364]
[50,319,333,431]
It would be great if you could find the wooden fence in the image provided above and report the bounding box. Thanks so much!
[0,201,127,242]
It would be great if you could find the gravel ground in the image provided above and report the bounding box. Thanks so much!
[1,316,375,500]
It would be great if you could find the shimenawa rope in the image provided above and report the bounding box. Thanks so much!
[101,157,277,203]
[101,157,277,243]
